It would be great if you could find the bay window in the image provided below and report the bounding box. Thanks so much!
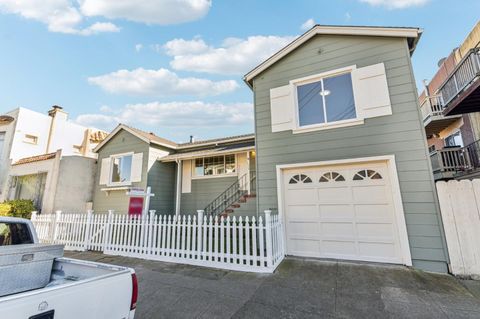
[194,154,236,177]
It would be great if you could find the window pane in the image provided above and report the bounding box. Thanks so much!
[213,156,225,175]
[323,73,356,122]
[297,80,325,126]
[225,154,236,173]
[195,158,204,176]
[112,158,121,182]
[111,155,132,183]
[204,157,214,175]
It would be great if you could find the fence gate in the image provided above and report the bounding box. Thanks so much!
[436,180,480,278]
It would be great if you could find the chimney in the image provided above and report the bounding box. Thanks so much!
[189,135,195,143]
[46,105,68,153]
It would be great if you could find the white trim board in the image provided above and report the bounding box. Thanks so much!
[275,154,413,266]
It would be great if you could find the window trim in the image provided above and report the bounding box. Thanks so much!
[108,151,134,186]
[192,154,238,179]
[290,65,363,133]
[23,134,38,145]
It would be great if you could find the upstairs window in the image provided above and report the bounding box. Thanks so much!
[194,154,236,177]
[111,154,133,184]
[297,72,356,127]
[23,134,38,145]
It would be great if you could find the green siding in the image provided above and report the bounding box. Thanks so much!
[92,130,153,213]
[180,177,237,214]
[147,146,176,213]
[251,34,448,272]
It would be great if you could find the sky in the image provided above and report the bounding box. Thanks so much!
[0,0,478,142]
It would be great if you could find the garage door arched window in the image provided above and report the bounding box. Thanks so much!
[319,172,345,182]
[353,169,382,181]
[289,174,312,184]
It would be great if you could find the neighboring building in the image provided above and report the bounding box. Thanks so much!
[0,106,106,212]
[243,25,448,273]
[92,124,256,216]
[418,21,480,180]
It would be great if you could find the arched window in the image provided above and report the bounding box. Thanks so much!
[289,174,313,184]
[319,172,345,182]
[353,169,382,181]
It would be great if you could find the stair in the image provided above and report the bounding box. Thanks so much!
[204,172,256,218]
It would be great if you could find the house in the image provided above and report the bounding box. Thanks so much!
[243,25,448,273]
[418,21,480,180]
[0,106,107,212]
[92,124,256,216]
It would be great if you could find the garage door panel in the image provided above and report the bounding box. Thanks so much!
[318,187,352,204]
[352,186,388,204]
[322,241,356,257]
[320,205,354,219]
[286,205,318,220]
[283,161,405,265]
[286,188,317,205]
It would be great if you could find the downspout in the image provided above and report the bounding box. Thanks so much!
[175,159,182,216]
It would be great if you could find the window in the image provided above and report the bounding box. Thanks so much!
[353,169,382,181]
[23,134,38,145]
[297,72,356,127]
[111,154,133,184]
[445,131,463,147]
[319,172,345,182]
[289,174,312,184]
[194,154,236,177]
[0,222,33,246]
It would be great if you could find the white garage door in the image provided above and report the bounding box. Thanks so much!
[283,161,405,264]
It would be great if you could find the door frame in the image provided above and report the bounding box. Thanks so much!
[276,154,412,266]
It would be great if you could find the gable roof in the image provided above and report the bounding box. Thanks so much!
[94,124,255,153]
[243,25,423,88]
[93,124,177,152]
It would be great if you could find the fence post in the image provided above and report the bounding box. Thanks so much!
[264,210,273,268]
[197,210,204,258]
[52,210,62,243]
[31,211,37,222]
[103,210,114,252]
[148,210,156,255]
[84,210,93,251]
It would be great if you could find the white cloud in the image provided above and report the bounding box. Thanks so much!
[165,35,296,75]
[88,68,239,97]
[135,44,143,52]
[359,0,429,9]
[75,101,253,130]
[0,0,211,35]
[80,0,212,25]
[300,18,315,31]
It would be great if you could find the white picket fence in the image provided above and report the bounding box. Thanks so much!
[31,210,284,273]
[436,180,480,279]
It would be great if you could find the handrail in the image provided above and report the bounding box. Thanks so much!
[430,139,480,178]
[439,48,480,106]
[420,95,444,122]
[203,172,256,217]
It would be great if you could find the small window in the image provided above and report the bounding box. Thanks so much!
[297,72,356,127]
[194,155,236,177]
[319,172,345,182]
[445,131,463,147]
[23,134,38,145]
[353,169,382,181]
[111,154,133,184]
[0,222,33,246]
[289,174,312,184]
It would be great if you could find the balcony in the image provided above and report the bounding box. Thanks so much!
[420,95,462,136]
[440,48,480,115]
[430,139,480,180]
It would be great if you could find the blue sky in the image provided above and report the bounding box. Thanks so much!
[0,0,478,142]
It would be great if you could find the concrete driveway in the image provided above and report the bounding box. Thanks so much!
[65,251,480,319]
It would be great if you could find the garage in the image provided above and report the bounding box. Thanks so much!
[280,158,410,265]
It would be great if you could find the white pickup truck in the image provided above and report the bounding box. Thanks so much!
[0,217,137,319]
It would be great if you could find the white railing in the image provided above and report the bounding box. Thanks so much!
[31,209,284,273]
[420,95,444,122]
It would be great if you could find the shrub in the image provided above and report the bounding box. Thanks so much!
[0,199,36,219]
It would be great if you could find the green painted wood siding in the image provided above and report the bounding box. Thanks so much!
[147,146,176,214]
[180,177,237,214]
[92,129,151,213]
[251,34,448,272]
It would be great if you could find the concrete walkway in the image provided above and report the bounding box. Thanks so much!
[65,251,480,319]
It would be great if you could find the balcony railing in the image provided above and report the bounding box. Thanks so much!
[430,139,480,180]
[439,48,480,107]
[420,95,444,122]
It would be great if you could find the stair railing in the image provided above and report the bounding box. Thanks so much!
[204,172,256,217]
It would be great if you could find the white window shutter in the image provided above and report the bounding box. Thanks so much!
[182,160,192,193]
[270,84,295,132]
[99,158,111,185]
[351,63,392,119]
[131,153,143,183]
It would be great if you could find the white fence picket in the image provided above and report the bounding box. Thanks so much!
[31,210,284,273]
